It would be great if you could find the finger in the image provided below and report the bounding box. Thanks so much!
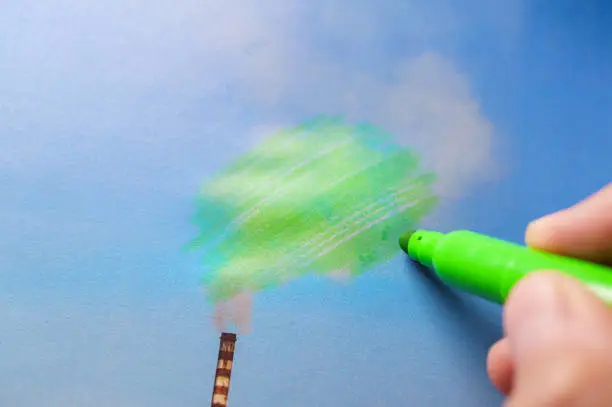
[525,183,612,264]
[487,338,513,395]
[504,271,612,406]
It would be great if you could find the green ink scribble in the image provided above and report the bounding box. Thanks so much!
[191,116,439,302]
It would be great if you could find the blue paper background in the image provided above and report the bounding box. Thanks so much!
[1,1,611,406]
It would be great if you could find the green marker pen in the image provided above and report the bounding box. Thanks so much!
[399,229,612,305]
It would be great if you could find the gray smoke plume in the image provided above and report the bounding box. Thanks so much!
[213,292,253,334]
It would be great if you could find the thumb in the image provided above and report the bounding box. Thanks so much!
[504,272,612,407]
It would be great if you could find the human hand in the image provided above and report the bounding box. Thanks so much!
[487,183,612,406]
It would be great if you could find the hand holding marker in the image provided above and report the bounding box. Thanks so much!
[402,184,612,405]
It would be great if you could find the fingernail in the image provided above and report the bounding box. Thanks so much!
[527,217,548,231]
[525,216,556,245]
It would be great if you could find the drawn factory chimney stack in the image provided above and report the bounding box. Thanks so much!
[211,332,237,407]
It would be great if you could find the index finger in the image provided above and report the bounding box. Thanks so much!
[525,183,612,265]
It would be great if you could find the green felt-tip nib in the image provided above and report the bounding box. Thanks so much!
[398,230,415,253]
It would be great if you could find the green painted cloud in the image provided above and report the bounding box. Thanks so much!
[191,116,438,302]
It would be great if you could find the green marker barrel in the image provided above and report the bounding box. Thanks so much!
[399,229,612,305]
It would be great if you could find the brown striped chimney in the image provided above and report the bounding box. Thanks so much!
[211,333,237,407]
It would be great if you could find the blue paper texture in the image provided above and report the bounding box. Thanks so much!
[0,1,611,406]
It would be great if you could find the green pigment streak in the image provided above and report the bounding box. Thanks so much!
[191,116,438,302]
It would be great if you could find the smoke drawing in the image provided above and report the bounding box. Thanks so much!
[191,116,438,325]
[212,292,253,334]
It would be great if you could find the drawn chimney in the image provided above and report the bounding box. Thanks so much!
[211,332,237,407]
